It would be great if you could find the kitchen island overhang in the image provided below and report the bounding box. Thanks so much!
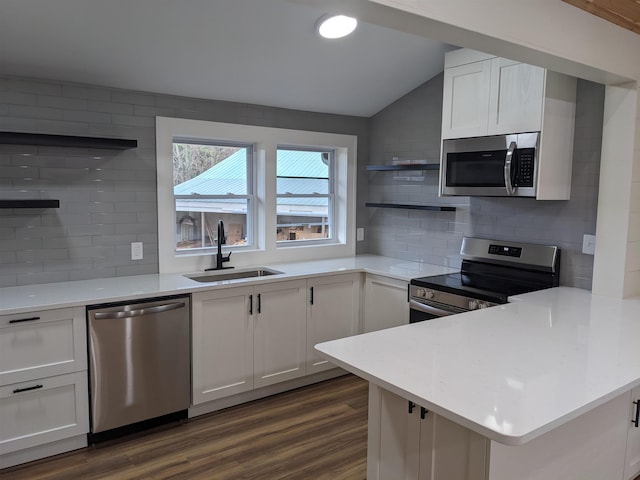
[315,286,640,478]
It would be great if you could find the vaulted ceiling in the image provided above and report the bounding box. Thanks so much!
[0,0,451,117]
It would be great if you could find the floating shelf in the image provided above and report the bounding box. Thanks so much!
[0,199,60,209]
[365,202,456,212]
[366,164,440,171]
[0,132,137,150]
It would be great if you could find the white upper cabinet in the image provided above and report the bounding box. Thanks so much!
[442,59,492,139]
[441,48,577,200]
[488,58,545,135]
[442,49,546,139]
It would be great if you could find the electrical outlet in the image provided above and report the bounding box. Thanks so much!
[356,228,364,241]
[582,234,596,255]
[131,242,143,260]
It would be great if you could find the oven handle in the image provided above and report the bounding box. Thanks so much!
[409,299,457,317]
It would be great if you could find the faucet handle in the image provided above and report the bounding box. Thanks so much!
[223,251,232,262]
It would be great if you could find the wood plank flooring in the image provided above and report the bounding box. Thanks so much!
[2,374,368,480]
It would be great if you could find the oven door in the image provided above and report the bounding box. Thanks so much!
[409,299,467,323]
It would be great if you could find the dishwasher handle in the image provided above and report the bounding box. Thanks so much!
[92,301,186,320]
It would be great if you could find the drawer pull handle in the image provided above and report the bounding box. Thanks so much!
[633,400,640,428]
[13,384,43,394]
[9,316,41,324]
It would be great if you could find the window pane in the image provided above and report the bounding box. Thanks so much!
[277,197,330,241]
[173,143,248,195]
[173,142,251,252]
[276,149,329,195]
[175,205,248,251]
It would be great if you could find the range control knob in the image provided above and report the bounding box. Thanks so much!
[478,302,489,309]
[468,300,479,310]
[416,288,426,298]
[423,289,434,300]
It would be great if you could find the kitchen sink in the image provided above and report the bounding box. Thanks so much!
[184,268,284,283]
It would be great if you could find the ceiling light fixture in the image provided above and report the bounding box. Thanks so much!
[316,14,358,39]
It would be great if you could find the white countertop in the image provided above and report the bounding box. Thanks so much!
[0,255,456,315]
[315,286,640,446]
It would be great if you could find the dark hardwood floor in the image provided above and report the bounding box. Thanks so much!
[2,375,368,480]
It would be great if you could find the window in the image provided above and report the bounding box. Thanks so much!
[156,118,356,274]
[172,141,253,252]
[276,147,333,244]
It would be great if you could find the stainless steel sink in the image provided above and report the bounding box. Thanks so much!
[184,268,283,283]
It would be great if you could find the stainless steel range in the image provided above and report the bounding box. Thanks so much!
[409,237,560,322]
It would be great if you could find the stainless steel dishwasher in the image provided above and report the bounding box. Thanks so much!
[87,295,190,442]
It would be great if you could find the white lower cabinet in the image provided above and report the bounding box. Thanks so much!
[363,274,408,333]
[625,386,640,480]
[368,384,486,480]
[192,279,308,404]
[192,286,254,404]
[0,371,89,456]
[253,280,307,388]
[0,307,87,385]
[0,307,88,467]
[306,273,361,375]
[369,384,634,480]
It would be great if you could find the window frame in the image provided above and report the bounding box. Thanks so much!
[156,117,357,274]
[275,145,335,247]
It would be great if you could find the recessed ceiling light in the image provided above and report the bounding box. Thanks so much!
[316,14,358,39]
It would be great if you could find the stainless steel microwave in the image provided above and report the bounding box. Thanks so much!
[440,132,540,197]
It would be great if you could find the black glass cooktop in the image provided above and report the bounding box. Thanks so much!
[411,264,557,304]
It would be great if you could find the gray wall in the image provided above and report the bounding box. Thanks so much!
[0,73,604,289]
[366,76,604,289]
[0,75,369,287]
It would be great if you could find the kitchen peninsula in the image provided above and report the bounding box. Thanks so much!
[316,287,640,480]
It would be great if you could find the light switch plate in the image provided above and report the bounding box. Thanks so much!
[356,228,364,241]
[582,234,596,255]
[131,242,143,260]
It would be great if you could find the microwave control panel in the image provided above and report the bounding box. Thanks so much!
[515,148,535,187]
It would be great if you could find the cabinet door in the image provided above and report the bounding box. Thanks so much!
[368,384,488,480]
[192,287,254,404]
[425,415,487,480]
[368,383,422,480]
[0,371,88,455]
[0,307,86,385]
[306,273,361,375]
[625,386,640,480]
[253,280,307,388]
[441,59,492,139]
[363,274,408,333]
[488,58,545,135]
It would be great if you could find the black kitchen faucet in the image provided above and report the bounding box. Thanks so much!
[205,220,232,271]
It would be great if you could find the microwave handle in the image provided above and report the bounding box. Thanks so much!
[504,141,517,195]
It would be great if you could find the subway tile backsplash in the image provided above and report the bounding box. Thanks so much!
[367,75,604,289]
[0,71,603,289]
[0,75,368,287]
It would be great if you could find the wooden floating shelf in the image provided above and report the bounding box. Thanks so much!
[0,132,137,150]
[0,199,60,209]
[365,202,456,212]
[366,164,440,171]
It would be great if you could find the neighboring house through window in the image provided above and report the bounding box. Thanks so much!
[156,117,356,273]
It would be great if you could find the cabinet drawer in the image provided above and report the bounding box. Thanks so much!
[0,371,89,455]
[0,307,87,385]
